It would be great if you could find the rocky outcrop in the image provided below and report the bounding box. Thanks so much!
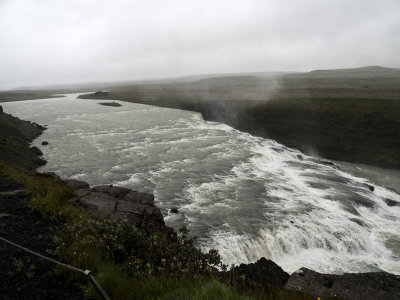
[364,183,375,192]
[65,181,176,239]
[0,109,46,171]
[285,267,400,300]
[224,257,289,290]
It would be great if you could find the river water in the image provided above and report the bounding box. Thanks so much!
[2,93,400,275]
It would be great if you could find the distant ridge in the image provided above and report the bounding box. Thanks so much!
[308,66,400,77]
[9,66,400,91]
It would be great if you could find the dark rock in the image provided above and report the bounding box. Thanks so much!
[285,267,400,300]
[364,183,375,192]
[384,198,399,207]
[226,257,289,290]
[64,180,177,241]
[170,207,179,213]
[30,146,43,156]
[0,105,3,113]
[92,185,113,193]
[109,186,131,199]
[64,179,90,190]
[124,190,155,206]
[350,218,369,227]
[297,154,303,160]
[69,184,162,225]
[319,160,339,169]
[41,141,48,145]
[99,102,122,107]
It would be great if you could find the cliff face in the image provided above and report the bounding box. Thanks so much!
[0,105,46,171]
[196,98,400,169]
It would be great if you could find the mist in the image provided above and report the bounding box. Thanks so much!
[1,0,399,90]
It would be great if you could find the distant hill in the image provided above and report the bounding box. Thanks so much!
[308,66,400,78]
[8,66,400,96]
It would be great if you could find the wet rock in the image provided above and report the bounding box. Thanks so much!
[170,207,179,214]
[30,146,43,156]
[319,160,339,169]
[0,105,3,113]
[350,218,369,227]
[364,183,375,192]
[297,154,303,161]
[227,257,289,290]
[41,141,49,145]
[285,268,400,300]
[64,179,90,190]
[384,198,399,207]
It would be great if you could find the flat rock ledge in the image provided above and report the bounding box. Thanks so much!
[64,179,176,239]
[285,267,400,300]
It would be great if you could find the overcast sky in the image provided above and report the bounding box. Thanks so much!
[0,0,399,90]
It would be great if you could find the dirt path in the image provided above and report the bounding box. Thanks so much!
[0,174,84,299]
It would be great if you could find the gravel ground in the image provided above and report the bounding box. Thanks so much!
[0,174,84,300]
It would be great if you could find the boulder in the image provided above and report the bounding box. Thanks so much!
[69,184,163,227]
[170,208,179,213]
[64,179,90,190]
[285,268,400,300]
[0,105,3,113]
[365,183,375,192]
[41,141,49,145]
[30,146,43,156]
[226,257,289,290]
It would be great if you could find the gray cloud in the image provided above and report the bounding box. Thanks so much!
[1,0,399,89]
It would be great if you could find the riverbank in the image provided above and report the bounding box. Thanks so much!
[1,105,400,299]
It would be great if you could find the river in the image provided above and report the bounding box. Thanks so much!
[2,93,400,275]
